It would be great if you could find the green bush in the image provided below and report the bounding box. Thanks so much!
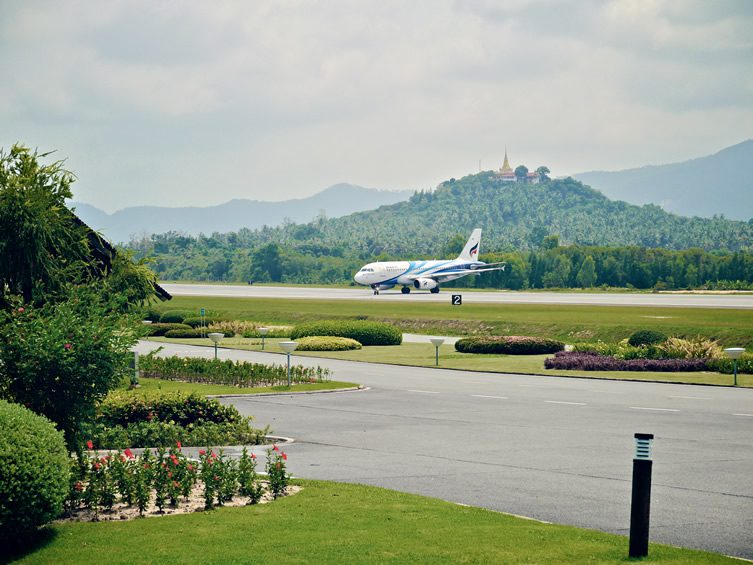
[159,310,190,324]
[628,329,667,347]
[290,320,402,346]
[706,354,753,375]
[142,308,162,322]
[143,322,192,336]
[182,316,216,328]
[164,328,233,338]
[0,400,69,542]
[297,336,362,351]
[90,391,268,449]
[455,336,565,355]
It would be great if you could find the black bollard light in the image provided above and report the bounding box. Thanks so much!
[629,433,654,558]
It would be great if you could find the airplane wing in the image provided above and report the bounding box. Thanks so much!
[405,265,506,284]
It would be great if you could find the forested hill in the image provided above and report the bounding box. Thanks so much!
[317,173,753,256]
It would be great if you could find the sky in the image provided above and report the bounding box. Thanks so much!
[1,0,752,212]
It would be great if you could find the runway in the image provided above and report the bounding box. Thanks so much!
[162,283,753,308]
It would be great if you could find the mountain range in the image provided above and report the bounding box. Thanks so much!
[71,183,413,244]
[573,139,753,220]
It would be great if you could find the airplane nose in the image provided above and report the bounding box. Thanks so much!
[354,273,364,284]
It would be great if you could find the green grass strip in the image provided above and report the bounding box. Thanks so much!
[11,481,736,564]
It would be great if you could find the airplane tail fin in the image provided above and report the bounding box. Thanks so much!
[457,229,482,261]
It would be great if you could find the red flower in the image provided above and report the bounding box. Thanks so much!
[124,448,134,459]
[94,462,101,471]
[74,481,83,492]
[199,449,206,456]
[168,471,173,478]
[120,455,127,463]
[187,464,194,471]
[282,452,287,461]
[86,440,93,450]
[213,475,219,482]
[170,454,179,465]
[273,445,279,452]
[64,343,72,350]
[173,481,180,488]
[17,307,24,313]
[211,451,217,459]
[176,441,182,450]
[251,453,256,460]
[143,463,150,469]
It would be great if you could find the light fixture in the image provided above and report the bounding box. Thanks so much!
[279,341,299,386]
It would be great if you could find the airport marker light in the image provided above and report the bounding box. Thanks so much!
[724,347,745,386]
[279,341,299,386]
[429,337,445,366]
[208,332,224,360]
[258,327,270,350]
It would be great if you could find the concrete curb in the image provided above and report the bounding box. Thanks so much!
[208,385,366,399]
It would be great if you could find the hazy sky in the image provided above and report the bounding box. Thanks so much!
[1,0,751,212]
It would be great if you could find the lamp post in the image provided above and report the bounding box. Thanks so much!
[629,433,654,558]
[258,327,270,350]
[429,337,445,366]
[724,347,745,387]
[208,332,224,360]
[278,341,299,386]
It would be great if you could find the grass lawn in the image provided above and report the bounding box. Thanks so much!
[148,337,752,388]
[10,481,735,564]
[154,295,753,349]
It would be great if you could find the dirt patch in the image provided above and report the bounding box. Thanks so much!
[58,482,301,522]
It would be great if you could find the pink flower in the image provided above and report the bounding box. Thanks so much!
[17,307,24,313]
[176,441,182,450]
[64,343,72,350]
[86,440,93,450]
[199,449,206,456]
[251,453,256,460]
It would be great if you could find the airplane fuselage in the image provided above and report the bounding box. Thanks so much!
[354,259,486,290]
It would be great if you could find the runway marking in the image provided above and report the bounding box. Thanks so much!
[518,384,548,388]
[471,395,508,400]
[407,389,440,394]
[630,406,680,412]
[669,395,711,400]
[732,413,753,417]
[545,400,586,406]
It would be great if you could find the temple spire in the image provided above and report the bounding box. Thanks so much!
[501,148,512,172]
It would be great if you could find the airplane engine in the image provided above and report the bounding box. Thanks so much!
[413,278,438,290]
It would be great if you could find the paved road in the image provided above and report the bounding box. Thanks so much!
[136,341,753,559]
[161,283,753,308]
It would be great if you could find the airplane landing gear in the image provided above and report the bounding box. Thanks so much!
[430,286,440,294]
[401,286,411,294]
[372,286,380,295]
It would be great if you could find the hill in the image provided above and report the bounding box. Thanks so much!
[573,140,753,220]
[71,183,412,244]
[314,174,753,256]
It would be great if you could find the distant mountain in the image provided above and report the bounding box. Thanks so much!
[71,183,412,244]
[573,140,753,220]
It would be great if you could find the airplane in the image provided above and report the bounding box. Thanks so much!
[353,228,506,294]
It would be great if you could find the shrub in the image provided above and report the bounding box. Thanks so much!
[655,337,725,360]
[707,354,753,375]
[0,400,69,542]
[139,354,331,387]
[164,328,234,339]
[242,327,291,338]
[182,317,216,328]
[90,391,268,449]
[297,336,362,351]
[0,286,138,449]
[290,320,402,346]
[159,310,190,324]
[142,308,162,322]
[544,351,710,372]
[455,336,565,355]
[209,320,258,336]
[143,322,192,336]
[628,330,667,347]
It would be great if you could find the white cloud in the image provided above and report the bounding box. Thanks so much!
[0,0,750,211]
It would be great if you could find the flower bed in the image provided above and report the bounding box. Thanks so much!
[545,351,711,372]
[65,443,292,521]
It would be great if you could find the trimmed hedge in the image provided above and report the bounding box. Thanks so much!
[0,400,69,542]
[164,328,234,338]
[143,322,192,336]
[455,336,565,355]
[297,336,362,351]
[242,327,291,338]
[628,330,668,347]
[290,320,402,346]
[545,351,710,372]
[183,316,216,328]
[159,310,190,324]
[90,391,267,449]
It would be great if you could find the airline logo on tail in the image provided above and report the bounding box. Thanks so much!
[469,242,479,258]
